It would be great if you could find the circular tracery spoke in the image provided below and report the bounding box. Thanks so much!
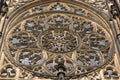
[24,19,46,37]
[44,55,76,76]
[8,32,36,49]
[76,50,102,67]
[48,15,70,29]
[83,33,110,50]
[74,50,104,76]
[17,49,44,66]
[73,21,94,38]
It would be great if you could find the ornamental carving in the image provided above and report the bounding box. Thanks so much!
[4,1,114,79]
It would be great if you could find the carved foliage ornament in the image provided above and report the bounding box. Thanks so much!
[4,1,113,79]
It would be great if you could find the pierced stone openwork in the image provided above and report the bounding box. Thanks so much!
[4,0,114,79]
[39,29,79,53]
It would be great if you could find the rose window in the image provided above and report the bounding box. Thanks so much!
[4,0,114,79]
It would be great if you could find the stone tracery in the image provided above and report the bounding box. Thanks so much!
[2,0,114,79]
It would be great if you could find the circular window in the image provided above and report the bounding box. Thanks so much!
[4,0,114,79]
